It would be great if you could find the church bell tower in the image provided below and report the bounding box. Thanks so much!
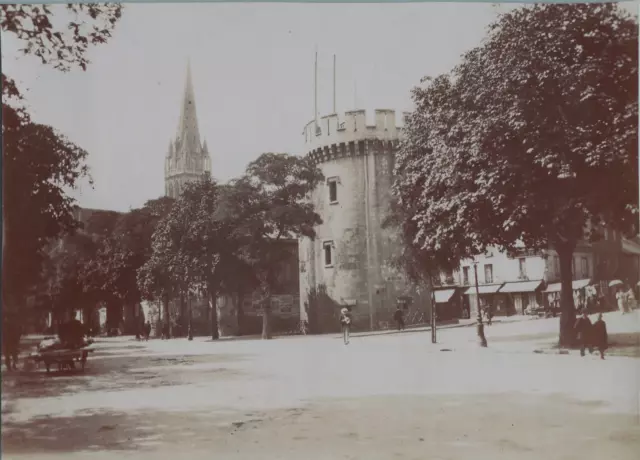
[165,61,211,199]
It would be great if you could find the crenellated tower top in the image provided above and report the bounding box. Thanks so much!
[303,109,410,164]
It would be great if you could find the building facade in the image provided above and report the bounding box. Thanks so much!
[298,110,432,332]
[165,62,212,199]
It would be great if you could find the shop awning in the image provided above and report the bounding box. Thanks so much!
[434,289,456,304]
[622,238,640,256]
[498,280,543,294]
[543,278,592,293]
[464,284,504,295]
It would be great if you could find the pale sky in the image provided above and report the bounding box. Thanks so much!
[4,3,515,212]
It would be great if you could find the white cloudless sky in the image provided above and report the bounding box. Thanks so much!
[6,2,632,212]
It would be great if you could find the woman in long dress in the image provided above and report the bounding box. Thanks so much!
[616,289,626,314]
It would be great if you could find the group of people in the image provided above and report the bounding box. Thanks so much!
[615,285,637,314]
[573,311,609,359]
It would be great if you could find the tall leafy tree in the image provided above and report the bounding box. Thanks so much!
[2,3,123,319]
[2,106,91,312]
[81,199,173,331]
[393,4,638,346]
[237,153,324,339]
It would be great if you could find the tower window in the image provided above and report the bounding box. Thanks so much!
[327,177,338,204]
[323,241,334,267]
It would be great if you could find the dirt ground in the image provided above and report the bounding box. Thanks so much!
[2,312,639,460]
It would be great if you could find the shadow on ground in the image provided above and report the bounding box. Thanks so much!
[2,339,251,401]
[2,393,639,459]
[488,331,640,358]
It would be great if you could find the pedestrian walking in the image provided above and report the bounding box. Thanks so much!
[144,321,151,341]
[393,306,405,331]
[591,313,608,360]
[486,304,493,325]
[340,307,352,345]
[574,310,593,357]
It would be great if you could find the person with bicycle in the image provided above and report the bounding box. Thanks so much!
[340,307,352,345]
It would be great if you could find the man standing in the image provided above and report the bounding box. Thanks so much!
[591,313,608,360]
[574,310,593,357]
[340,307,352,345]
[393,306,405,331]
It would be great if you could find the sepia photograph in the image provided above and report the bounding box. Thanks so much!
[1,1,639,459]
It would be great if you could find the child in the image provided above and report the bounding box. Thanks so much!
[340,307,352,345]
[591,313,608,360]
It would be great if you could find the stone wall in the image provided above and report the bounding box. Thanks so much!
[299,110,433,332]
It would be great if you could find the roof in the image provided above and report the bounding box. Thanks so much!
[464,284,504,295]
[544,278,592,293]
[434,289,456,304]
[499,280,543,294]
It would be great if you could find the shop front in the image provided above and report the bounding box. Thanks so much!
[433,288,463,321]
[463,283,505,317]
[498,280,544,315]
[543,278,595,312]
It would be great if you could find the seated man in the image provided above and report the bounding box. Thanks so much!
[59,316,86,349]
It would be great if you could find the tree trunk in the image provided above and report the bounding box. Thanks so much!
[557,242,577,347]
[209,288,220,340]
[236,291,245,336]
[179,293,186,336]
[261,300,272,340]
[162,295,171,338]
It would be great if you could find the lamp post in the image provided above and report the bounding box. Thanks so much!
[473,261,488,347]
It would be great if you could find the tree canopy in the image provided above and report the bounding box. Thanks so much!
[2,105,92,310]
[2,3,124,319]
[392,4,638,345]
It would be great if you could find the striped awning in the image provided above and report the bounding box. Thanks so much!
[463,284,504,295]
[499,280,543,294]
[543,279,591,293]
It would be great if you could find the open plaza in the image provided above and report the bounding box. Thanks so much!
[2,311,639,460]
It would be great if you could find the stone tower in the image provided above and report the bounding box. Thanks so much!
[298,109,430,332]
[165,62,211,198]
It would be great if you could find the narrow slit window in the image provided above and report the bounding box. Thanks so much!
[328,179,338,203]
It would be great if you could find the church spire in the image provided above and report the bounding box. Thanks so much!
[176,59,201,149]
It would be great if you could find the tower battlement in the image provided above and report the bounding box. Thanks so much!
[303,109,410,155]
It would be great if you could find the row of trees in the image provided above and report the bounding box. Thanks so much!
[390,4,638,346]
[138,154,323,340]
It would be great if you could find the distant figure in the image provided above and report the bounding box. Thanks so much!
[2,314,22,371]
[486,304,493,325]
[162,321,170,340]
[591,313,608,360]
[340,308,352,345]
[574,310,593,357]
[616,289,627,314]
[144,321,151,341]
[393,306,405,331]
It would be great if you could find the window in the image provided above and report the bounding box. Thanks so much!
[484,264,493,284]
[581,257,589,278]
[328,179,338,203]
[323,241,334,267]
[462,267,470,285]
[518,258,526,278]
